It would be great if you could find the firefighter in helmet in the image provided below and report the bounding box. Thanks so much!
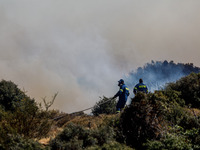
[113,79,130,113]
[133,78,148,95]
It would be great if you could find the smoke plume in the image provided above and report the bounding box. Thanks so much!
[126,61,200,92]
[1,0,200,113]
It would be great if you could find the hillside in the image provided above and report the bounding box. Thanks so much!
[0,72,200,149]
[126,60,200,91]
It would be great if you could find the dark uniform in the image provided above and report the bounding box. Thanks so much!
[113,79,130,113]
[133,79,148,94]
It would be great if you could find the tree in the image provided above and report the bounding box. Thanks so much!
[0,80,29,111]
[42,92,58,111]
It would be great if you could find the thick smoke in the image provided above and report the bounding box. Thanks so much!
[1,0,200,113]
[126,61,200,91]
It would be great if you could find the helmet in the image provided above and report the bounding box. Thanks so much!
[118,79,124,84]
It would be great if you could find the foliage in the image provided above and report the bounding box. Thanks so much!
[119,93,166,149]
[179,112,200,130]
[92,96,116,116]
[117,88,200,149]
[50,122,116,150]
[0,97,52,140]
[0,80,53,149]
[151,90,200,129]
[166,72,200,108]
[0,80,30,111]
[87,141,134,150]
[0,134,46,150]
[163,89,185,106]
[163,101,187,125]
[144,134,192,150]
[144,126,200,150]
[50,123,95,150]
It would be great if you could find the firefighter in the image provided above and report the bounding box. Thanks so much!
[133,78,148,95]
[113,79,130,113]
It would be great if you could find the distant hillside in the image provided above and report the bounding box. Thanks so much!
[126,60,200,92]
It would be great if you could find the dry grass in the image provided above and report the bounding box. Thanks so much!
[185,108,200,117]
[64,114,117,129]
[38,113,118,145]
[38,126,63,145]
[192,108,200,116]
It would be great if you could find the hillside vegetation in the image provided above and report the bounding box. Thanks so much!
[126,60,200,91]
[0,73,200,149]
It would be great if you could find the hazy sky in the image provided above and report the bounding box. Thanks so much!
[1,0,200,113]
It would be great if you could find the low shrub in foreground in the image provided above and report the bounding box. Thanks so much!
[0,134,46,150]
[50,122,116,150]
[87,141,134,150]
[0,80,53,143]
[0,99,52,139]
[144,126,200,150]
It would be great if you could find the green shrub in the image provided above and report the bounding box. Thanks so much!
[163,102,186,125]
[92,96,116,116]
[92,125,115,146]
[119,93,165,149]
[143,140,164,150]
[0,80,53,139]
[0,80,29,111]
[144,126,200,150]
[87,141,134,150]
[178,111,200,130]
[163,89,185,106]
[50,122,116,150]
[50,123,96,150]
[161,133,192,150]
[166,73,200,108]
[183,128,200,149]
[152,89,199,129]
[144,133,192,150]
[0,134,46,150]
[0,98,52,139]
